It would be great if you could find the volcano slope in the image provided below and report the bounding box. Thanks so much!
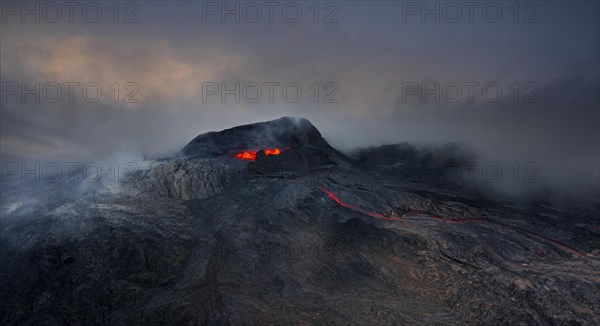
[1,117,599,325]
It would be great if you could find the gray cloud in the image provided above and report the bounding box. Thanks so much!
[1,1,598,196]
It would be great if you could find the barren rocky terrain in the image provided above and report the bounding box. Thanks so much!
[1,117,599,325]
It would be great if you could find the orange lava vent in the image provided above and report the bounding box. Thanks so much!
[234,148,283,161]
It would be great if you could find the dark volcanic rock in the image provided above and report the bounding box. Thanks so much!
[125,158,235,200]
[181,117,334,158]
[181,116,349,176]
[248,148,307,176]
[1,117,599,325]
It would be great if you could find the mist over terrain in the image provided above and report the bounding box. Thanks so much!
[2,2,598,198]
[2,117,599,325]
[2,2,599,324]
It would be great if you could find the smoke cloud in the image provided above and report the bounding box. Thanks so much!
[1,1,598,197]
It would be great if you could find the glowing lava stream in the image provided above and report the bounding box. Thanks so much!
[320,187,403,220]
[320,187,586,257]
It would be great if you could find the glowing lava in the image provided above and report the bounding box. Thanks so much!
[234,148,283,161]
[235,151,257,160]
[264,148,281,156]
[320,186,586,257]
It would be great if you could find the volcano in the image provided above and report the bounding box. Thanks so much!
[180,117,348,176]
[1,117,599,325]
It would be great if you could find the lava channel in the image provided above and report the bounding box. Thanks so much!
[320,186,586,257]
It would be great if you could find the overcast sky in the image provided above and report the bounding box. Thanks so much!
[1,1,598,193]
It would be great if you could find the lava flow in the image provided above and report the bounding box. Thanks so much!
[320,187,403,220]
[320,186,586,257]
[235,148,282,161]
